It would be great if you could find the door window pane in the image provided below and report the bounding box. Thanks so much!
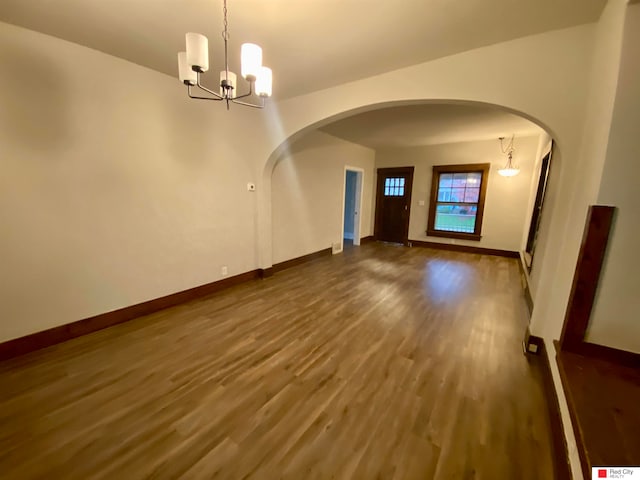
[384,177,405,196]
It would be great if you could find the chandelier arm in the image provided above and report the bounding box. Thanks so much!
[230,97,265,109]
[195,71,224,99]
[188,85,224,101]
[232,82,255,100]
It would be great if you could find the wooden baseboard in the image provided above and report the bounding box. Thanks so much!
[360,235,375,244]
[523,331,544,355]
[259,267,274,278]
[410,240,519,258]
[536,339,572,480]
[272,247,332,274]
[0,269,261,361]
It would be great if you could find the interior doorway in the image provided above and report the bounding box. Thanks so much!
[342,167,364,249]
[374,166,414,245]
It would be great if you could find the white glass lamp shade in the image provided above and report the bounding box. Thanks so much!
[241,43,262,80]
[178,52,197,85]
[256,67,272,97]
[498,167,520,177]
[186,33,209,72]
[219,70,237,98]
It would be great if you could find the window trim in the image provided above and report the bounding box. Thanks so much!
[426,163,490,242]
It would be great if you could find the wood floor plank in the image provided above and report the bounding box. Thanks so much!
[0,243,556,479]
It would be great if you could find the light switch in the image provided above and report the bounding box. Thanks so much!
[418,200,425,206]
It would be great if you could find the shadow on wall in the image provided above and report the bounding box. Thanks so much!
[0,36,72,155]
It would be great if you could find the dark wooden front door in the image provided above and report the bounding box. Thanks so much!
[374,167,414,244]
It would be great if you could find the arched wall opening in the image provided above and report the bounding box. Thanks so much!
[262,99,559,269]
[252,23,596,347]
[260,98,576,348]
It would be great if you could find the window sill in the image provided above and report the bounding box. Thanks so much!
[426,230,482,242]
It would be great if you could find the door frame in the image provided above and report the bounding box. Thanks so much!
[340,166,365,251]
[374,166,414,245]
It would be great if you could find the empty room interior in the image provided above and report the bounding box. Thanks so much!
[0,0,639,479]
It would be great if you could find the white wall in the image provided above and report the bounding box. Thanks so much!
[0,22,269,343]
[526,0,628,343]
[271,131,375,264]
[375,135,541,251]
[587,2,640,353]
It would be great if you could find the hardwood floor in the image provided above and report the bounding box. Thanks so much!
[0,243,555,479]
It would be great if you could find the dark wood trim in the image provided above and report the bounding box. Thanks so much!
[568,341,640,369]
[556,353,591,479]
[524,147,553,272]
[536,340,572,480]
[360,235,375,244]
[523,331,544,355]
[410,240,518,258]
[517,254,534,316]
[560,205,615,350]
[523,283,534,317]
[553,205,638,367]
[259,267,274,278]
[272,247,332,274]
[374,167,414,246]
[426,163,490,242]
[0,269,261,361]
[426,230,482,242]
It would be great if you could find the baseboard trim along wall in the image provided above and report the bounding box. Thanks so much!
[272,247,333,273]
[1,246,349,361]
[0,269,261,361]
[534,336,572,480]
[410,240,519,258]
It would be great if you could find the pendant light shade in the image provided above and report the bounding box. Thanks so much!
[186,33,209,72]
[241,43,262,80]
[178,52,197,85]
[256,67,272,97]
[497,135,520,177]
[497,167,520,177]
[219,70,237,98]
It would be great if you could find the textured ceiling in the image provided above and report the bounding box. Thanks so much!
[0,0,606,99]
[320,104,544,148]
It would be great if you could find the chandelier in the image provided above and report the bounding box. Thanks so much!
[177,0,272,109]
[498,135,520,177]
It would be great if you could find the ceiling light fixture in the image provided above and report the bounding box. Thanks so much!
[498,135,520,177]
[177,0,272,109]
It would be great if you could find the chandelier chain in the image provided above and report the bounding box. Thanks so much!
[500,134,515,154]
[222,0,229,80]
[222,0,229,41]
